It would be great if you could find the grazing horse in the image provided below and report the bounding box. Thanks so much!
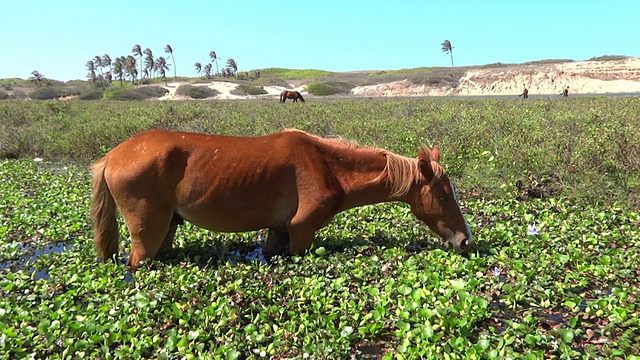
[280,90,305,103]
[91,129,472,270]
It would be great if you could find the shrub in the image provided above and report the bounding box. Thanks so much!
[79,88,105,100]
[175,85,218,99]
[11,90,28,99]
[234,84,268,96]
[0,90,8,100]
[29,87,66,100]
[103,86,168,100]
[137,86,169,98]
[306,82,352,96]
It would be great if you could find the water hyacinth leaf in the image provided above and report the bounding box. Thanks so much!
[397,284,412,296]
[477,338,490,349]
[524,334,538,345]
[564,300,577,309]
[397,321,411,332]
[450,279,465,290]
[340,326,353,337]
[559,329,574,343]
[226,349,240,360]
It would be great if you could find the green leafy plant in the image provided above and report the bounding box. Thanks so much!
[0,97,639,358]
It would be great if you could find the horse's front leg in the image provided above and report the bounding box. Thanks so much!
[263,228,290,258]
[157,214,182,257]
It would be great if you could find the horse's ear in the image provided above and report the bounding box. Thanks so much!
[431,145,440,162]
[417,144,440,162]
[417,145,434,182]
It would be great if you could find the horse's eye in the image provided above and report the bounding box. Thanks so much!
[438,195,447,202]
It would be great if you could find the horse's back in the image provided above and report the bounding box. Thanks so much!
[103,129,306,178]
[100,130,325,232]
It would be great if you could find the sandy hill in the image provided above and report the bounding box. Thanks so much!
[161,57,640,100]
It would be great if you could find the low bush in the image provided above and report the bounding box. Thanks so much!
[78,88,104,100]
[103,86,168,100]
[233,84,268,96]
[175,85,218,99]
[306,82,352,96]
[0,90,8,100]
[29,87,66,100]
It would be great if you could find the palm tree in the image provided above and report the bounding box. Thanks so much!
[132,44,143,85]
[441,40,454,67]
[155,56,170,85]
[226,58,238,78]
[143,48,154,83]
[29,70,46,87]
[164,44,176,81]
[86,61,97,85]
[125,55,138,84]
[203,63,212,78]
[209,51,219,75]
[94,55,105,86]
[194,62,202,77]
[101,54,112,85]
[113,57,125,86]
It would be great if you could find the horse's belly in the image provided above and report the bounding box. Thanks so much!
[176,199,294,233]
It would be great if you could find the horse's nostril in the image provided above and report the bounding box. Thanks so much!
[460,238,468,248]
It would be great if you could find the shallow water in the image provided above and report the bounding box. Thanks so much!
[0,241,74,280]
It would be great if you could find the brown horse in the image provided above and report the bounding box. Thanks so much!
[92,129,472,270]
[280,90,305,103]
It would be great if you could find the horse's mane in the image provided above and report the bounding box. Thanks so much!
[382,151,444,198]
[282,129,444,197]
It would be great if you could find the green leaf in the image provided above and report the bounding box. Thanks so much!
[450,279,465,290]
[397,284,412,296]
[340,326,353,337]
[476,338,490,349]
[397,321,411,332]
[559,329,574,343]
[226,349,239,360]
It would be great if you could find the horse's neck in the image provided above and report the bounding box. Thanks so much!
[324,145,398,210]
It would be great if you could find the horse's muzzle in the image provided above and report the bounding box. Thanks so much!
[446,231,473,251]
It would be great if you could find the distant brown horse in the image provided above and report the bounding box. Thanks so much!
[518,87,529,98]
[92,129,472,270]
[280,90,305,103]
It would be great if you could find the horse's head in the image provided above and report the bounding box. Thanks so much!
[408,145,472,251]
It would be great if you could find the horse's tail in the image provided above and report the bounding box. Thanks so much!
[298,92,305,102]
[279,91,285,103]
[91,157,120,262]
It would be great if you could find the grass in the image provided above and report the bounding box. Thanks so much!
[256,68,334,80]
[0,97,639,358]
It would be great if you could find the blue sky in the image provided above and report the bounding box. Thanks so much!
[2,0,638,81]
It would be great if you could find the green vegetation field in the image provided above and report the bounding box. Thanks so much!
[0,97,639,359]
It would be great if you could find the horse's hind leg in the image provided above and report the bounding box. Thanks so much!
[121,205,174,270]
[263,228,290,257]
